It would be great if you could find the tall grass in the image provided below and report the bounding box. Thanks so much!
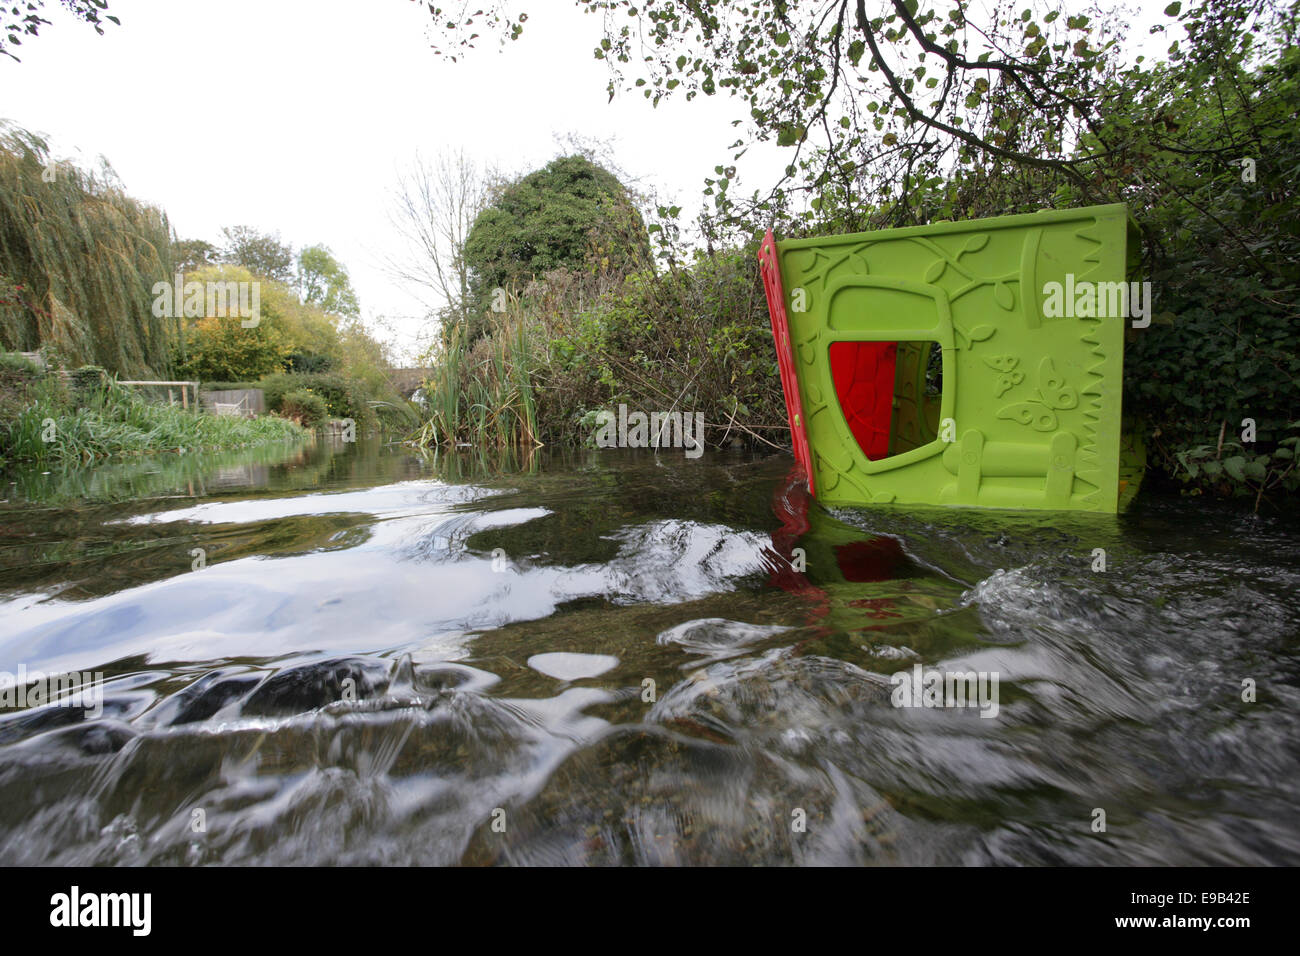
[367,398,423,431]
[1,377,306,467]
[0,121,178,377]
[411,322,465,447]
[413,308,540,448]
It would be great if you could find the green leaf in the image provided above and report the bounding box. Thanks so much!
[1164,2,1181,15]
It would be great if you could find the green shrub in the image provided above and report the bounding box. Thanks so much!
[1170,422,1300,507]
[259,372,376,431]
[69,364,108,398]
[283,351,337,374]
[278,388,329,427]
[539,251,782,447]
[462,155,651,342]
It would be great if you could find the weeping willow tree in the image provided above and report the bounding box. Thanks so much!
[0,121,178,376]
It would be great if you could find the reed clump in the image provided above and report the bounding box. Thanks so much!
[412,304,540,448]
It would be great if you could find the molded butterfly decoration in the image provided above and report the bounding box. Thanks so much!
[984,354,1024,397]
[996,357,1078,432]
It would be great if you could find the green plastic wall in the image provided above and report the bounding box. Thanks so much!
[773,203,1136,512]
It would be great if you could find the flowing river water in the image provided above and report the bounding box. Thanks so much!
[0,437,1296,865]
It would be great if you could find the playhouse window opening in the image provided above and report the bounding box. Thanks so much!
[829,340,943,462]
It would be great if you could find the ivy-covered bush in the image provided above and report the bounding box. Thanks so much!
[462,155,652,341]
[1120,39,1300,504]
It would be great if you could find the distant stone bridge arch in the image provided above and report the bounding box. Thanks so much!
[388,368,433,399]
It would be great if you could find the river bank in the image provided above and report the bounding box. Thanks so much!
[0,355,307,468]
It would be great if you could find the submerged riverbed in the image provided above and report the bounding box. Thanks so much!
[0,438,1296,865]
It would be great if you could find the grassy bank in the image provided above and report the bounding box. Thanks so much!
[1,356,306,467]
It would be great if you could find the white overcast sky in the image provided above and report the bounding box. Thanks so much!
[3,0,1165,363]
[2,0,778,362]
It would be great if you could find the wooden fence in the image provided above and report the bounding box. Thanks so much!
[118,380,201,409]
[198,388,265,418]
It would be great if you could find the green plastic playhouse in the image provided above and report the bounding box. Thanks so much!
[759,203,1145,513]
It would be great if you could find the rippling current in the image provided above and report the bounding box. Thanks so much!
[0,438,1296,865]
